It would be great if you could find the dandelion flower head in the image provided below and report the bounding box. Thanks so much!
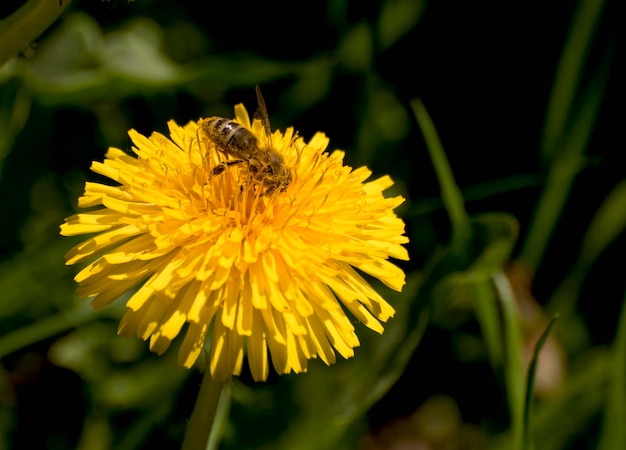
[60,97,409,381]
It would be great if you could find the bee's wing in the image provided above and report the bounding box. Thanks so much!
[254,86,273,148]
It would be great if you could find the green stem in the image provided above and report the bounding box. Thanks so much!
[181,368,230,450]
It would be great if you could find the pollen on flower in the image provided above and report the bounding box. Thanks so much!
[60,97,410,382]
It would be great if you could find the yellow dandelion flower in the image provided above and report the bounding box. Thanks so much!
[60,98,409,382]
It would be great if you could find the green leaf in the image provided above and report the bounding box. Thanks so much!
[378,0,426,50]
[429,213,518,321]
[0,0,72,66]
[531,351,609,450]
[440,214,518,285]
[522,315,559,450]
[521,15,612,271]
[0,304,110,359]
[337,22,373,71]
[472,281,503,367]
[547,179,626,353]
[541,0,607,162]
[597,290,626,450]
[493,270,525,450]
[356,79,410,165]
[410,98,470,250]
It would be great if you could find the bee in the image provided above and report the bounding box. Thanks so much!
[200,86,291,195]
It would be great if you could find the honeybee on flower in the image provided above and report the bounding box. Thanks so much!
[199,87,291,195]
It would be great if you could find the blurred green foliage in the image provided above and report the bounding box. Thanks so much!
[0,0,623,449]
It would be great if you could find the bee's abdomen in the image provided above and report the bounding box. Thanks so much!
[203,117,256,159]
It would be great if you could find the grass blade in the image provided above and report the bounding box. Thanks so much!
[493,270,525,450]
[410,98,470,249]
[541,0,606,161]
[597,290,626,450]
[522,315,559,450]
[520,54,611,270]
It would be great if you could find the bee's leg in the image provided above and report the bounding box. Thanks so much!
[212,159,245,175]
